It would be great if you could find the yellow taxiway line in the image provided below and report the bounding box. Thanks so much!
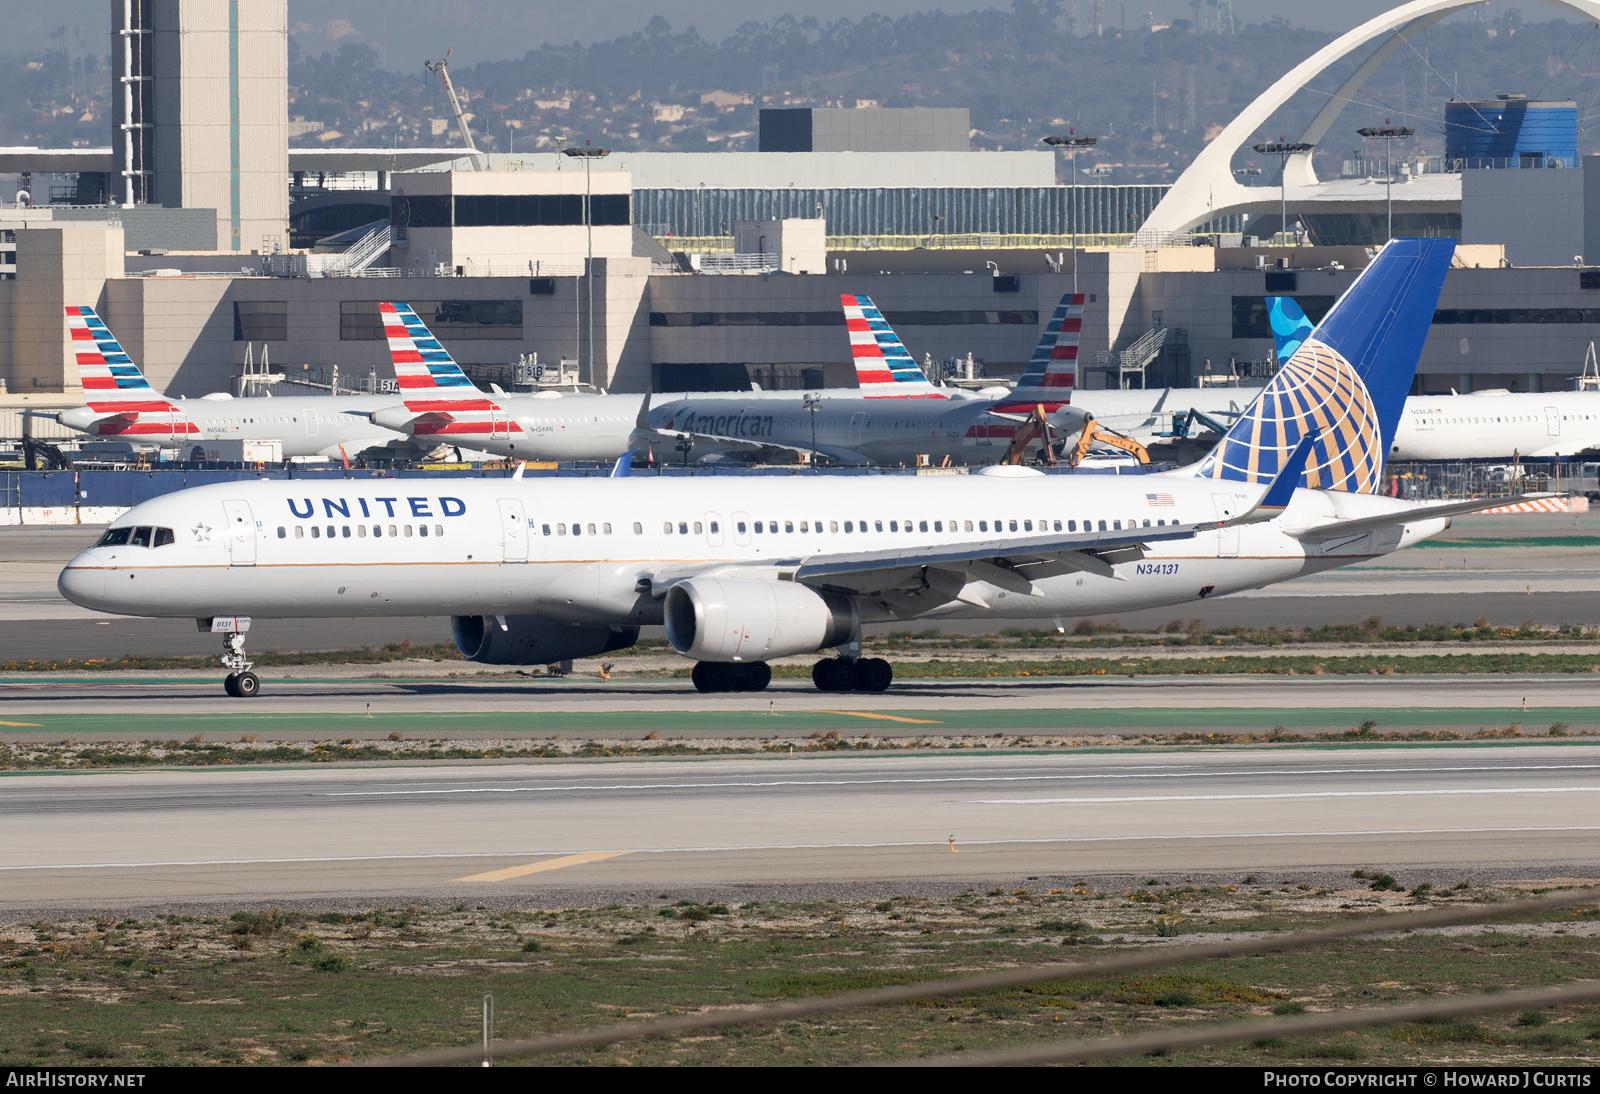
[453,850,631,883]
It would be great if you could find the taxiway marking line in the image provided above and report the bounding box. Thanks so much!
[0,722,41,727]
[453,851,631,883]
[321,763,1600,797]
[816,711,943,724]
[974,786,1600,804]
[6,827,1600,873]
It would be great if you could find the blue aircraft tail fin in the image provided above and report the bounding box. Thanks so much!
[1266,296,1315,363]
[1195,237,1453,494]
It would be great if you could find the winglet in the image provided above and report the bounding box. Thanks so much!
[610,450,634,477]
[1227,431,1317,526]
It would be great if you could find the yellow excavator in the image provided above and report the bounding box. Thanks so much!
[999,404,1150,468]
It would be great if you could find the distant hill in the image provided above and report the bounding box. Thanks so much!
[8,5,1600,187]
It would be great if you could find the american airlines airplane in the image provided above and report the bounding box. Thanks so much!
[363,303,641,462]
[1269,295,1600,460]
[646,293,1092,465]
[59,239,1514,699]
[56,303,640,463]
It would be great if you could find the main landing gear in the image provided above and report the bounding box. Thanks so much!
[220,631,260,698]
[812,656,892,693]
[691,660,772,693]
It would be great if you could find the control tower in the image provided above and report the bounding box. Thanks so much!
[110,0,289,252]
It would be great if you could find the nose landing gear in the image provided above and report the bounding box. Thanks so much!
[220,631,260,698]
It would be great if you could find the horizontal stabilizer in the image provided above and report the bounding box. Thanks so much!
[1291,494,1556,542]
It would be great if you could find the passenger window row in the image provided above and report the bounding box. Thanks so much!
[276,524,443,539]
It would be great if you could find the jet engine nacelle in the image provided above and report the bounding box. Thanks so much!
[663,577,857,662]
[451,614,639,665]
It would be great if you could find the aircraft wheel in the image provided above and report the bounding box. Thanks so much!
[744,662,772,691]
[709,662,740,692]
[691,661,716,693]
[223,674,240,698]
[855,657,893,693]
[819,658,857,692]
[234,671,261,698]
[812,659,833,691]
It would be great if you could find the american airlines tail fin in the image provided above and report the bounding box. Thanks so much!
[1265,296,1315,363]
[379,302,480,399]
[841,294,935,390]
[1195,237,1454,494]
[67,305,163,410]
[1000,292,1081,409]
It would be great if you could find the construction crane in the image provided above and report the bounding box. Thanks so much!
[998,404,1059,467]
[425,50,485,171]
[1066,420,1151,468]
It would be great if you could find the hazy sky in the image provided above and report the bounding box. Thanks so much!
[12,1,1529,66]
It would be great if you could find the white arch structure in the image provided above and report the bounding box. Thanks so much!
[1137,0,1600,240]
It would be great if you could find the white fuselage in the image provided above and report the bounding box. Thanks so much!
[58,474,1448,629]
[65,392,416,459]
[460,392,642,462]
[648,391,1087,466]
[1391,390,1600,460]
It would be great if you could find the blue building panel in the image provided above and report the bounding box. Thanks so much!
[1444,98,1577,169]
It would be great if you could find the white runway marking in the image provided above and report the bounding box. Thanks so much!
[319,764,1600,797]
[6,826,1600,872]
[973,786,1600,804]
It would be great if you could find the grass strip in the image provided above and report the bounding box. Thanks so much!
[3,881,1598,1067]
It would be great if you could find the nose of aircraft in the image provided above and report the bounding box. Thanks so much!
[58,552,108,609]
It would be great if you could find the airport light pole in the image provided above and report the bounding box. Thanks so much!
[563,145,611,389]
[804,391,821,470]
[1044,133,1098,293]
[1356,124,1414,243]
[1251,141,1313,245]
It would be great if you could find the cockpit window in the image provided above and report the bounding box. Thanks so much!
[153,527,175,548]
[97,527,131,547]
[130,527,154,548]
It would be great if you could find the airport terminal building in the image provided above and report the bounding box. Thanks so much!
[4,0,1600,429]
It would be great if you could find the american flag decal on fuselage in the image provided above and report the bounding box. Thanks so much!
[379,302,517,436]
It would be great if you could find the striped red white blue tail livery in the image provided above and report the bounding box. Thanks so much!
[841,294,942,397]
[378,302,512,438]
[995,292,1081,413]
[67,305,195,436]
[381,302,478,397]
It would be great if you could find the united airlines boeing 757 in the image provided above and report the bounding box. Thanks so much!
[60,239,1518,698]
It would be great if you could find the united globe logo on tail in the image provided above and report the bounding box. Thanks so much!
[1197,335,1384,494]
[1195,238,1455,495]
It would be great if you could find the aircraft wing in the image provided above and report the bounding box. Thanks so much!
[647,426,869,466]
[1528,438,1600,459]
[1289,493,1557,542]
[792,521,1214,600]
[645,519,1218,611]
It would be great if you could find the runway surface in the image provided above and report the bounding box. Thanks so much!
[2,674,1594,737]
[4,744,1597,911]
[4,514,1598,659]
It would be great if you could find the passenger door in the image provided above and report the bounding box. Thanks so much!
[222,499,256,566]
[1211,494,1239,558]
[1545,406,1562,437]
[705,512,725,547]
[491,403,510,440]
[849,412,865,446]
[304,409,318,437]
[732,510,751,546]
[497,498,528,562]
